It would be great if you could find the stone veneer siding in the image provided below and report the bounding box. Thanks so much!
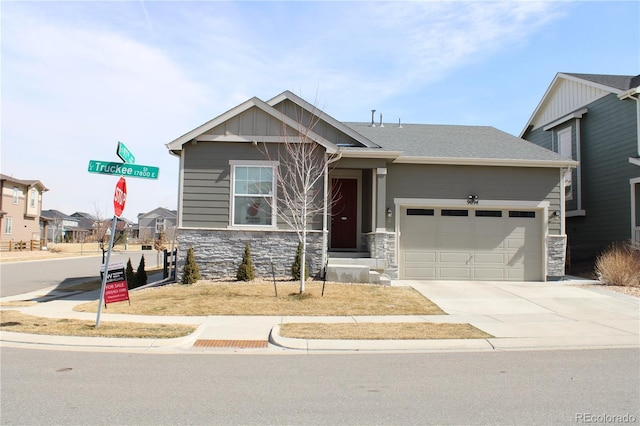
[176,229,324,281]
[363,231,398,279]
[547,235,567,280]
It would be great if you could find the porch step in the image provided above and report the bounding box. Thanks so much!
[326,263,391,285]
[327,256,387,270]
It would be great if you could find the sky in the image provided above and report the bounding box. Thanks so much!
[1,1,638,222]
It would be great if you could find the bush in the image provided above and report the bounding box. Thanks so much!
[291,241,309,281]
[135,255,148,287]
[181,247,200,284]
[125,258,136,288]
[236,242,255,281]
[595,243,640,287]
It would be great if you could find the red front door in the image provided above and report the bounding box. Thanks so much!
[331,178,357,249]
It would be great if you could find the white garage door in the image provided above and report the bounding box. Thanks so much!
[400,207,543,281]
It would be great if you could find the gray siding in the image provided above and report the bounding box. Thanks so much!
[525,93,639,263]
[182,141,324,231]
[386,164,562,234]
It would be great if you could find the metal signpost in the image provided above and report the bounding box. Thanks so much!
[93,143,159,327]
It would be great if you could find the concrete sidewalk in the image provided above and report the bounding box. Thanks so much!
[1,277,638,353]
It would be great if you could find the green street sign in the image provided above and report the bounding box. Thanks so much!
[116,141,135,164]
[88,160,159,180]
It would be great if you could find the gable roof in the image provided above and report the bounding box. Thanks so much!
[346,123,576,168]
[166,95,340,155]
[138,207,177,220]
[0,174,48,192]
[521,72,640,136]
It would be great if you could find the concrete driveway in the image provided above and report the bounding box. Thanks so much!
[405,279,640,350]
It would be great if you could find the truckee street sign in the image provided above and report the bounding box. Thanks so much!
[87,160,159,180]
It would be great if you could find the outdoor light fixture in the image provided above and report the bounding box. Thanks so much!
[549,211,559,220]
[386,208,392,218]
[467,195,479,205]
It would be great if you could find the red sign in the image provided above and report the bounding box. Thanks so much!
[113,177,127,217]
[101,262,130,305]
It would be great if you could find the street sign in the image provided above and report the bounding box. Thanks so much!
[88,160,159,180]
[117,141,136,164]
[113,177,127,217]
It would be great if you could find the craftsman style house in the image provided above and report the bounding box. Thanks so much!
[521,73,640,267]
[167,91,576,282]
[0,174,48,248]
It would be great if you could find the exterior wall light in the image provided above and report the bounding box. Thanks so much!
[467,195,479,205]
[386,208,392,218]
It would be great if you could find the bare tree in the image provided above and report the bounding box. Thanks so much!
[263,102,339,293]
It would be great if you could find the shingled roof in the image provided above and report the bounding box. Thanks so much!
[563,73,640,92]
[345,122,575,167]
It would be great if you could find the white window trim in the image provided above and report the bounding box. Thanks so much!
[228,160,278,229]
[4,217,12,234]
[12,187,18,204]
[155,217,166,232]
[30,189,36,208]
[557,127,573,201]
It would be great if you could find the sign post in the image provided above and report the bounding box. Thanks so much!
[91,142,159,327]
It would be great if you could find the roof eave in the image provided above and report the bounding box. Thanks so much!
[393,156,579,168]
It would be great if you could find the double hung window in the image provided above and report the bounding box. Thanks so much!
[230,162,277,227]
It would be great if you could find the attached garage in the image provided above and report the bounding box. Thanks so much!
[399,205,544,281]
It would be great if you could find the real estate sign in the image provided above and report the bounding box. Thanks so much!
[100,262,130,305]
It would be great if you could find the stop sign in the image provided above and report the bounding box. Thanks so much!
[113,177,127,217]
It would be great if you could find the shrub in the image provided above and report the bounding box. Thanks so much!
[135,255,148,287]
[291,241,309,281]
[236,242,255,281]
[595,243,640,287]
[125,258,136,288]
[181,247,200,284]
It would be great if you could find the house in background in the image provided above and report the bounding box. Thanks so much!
[41,209,83,243]
[521,73,640,268]
[166,91,576,283]
[0,174,48,248]
[137,207,177,243]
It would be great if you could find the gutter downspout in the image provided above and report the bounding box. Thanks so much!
[618,87,640,157]
[321,151,343,276]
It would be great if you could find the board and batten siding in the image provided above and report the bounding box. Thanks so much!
[385,164,562,234]
[524,93,639,263]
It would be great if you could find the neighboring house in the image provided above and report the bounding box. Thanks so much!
[137,207,177,242]
[0,174,48,246]
[521,73,640,267]
[41,209,82,242]
[166,91,576,282]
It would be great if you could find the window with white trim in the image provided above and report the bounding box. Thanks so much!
[4,217,12,234]
[557,127,573,200]
[155,217,165,232]
[30,189,36,208]
[12,187,18,204]
[230,162,276,226]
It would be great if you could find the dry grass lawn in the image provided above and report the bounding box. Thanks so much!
[280,322,492,340]
[0,310,196,338]
[73,281,445,316]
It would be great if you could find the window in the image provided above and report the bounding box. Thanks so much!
[441,209,468,217]
[557,127,573,200]
[4,217,12,234]
[475,210,502,217]
[155,218,165,232]
[407,208,434,216]
[231,162,276,226]
[509,211,536,218]
[12,187,18,204]
[30,189,36,208]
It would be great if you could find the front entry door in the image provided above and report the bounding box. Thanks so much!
[331,178,357,249]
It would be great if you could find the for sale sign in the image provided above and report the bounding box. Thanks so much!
[100,262,130,305]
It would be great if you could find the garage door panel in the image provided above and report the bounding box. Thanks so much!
[440,267,471,278]
[474,253,505,265]
[439,252,472,263]
[405,268,436,279]
[404,252,436,263]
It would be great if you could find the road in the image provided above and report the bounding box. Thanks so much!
[0,251,162,297]
[1,347,638,425]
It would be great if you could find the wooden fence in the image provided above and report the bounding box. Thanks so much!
[0,240,44,252]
